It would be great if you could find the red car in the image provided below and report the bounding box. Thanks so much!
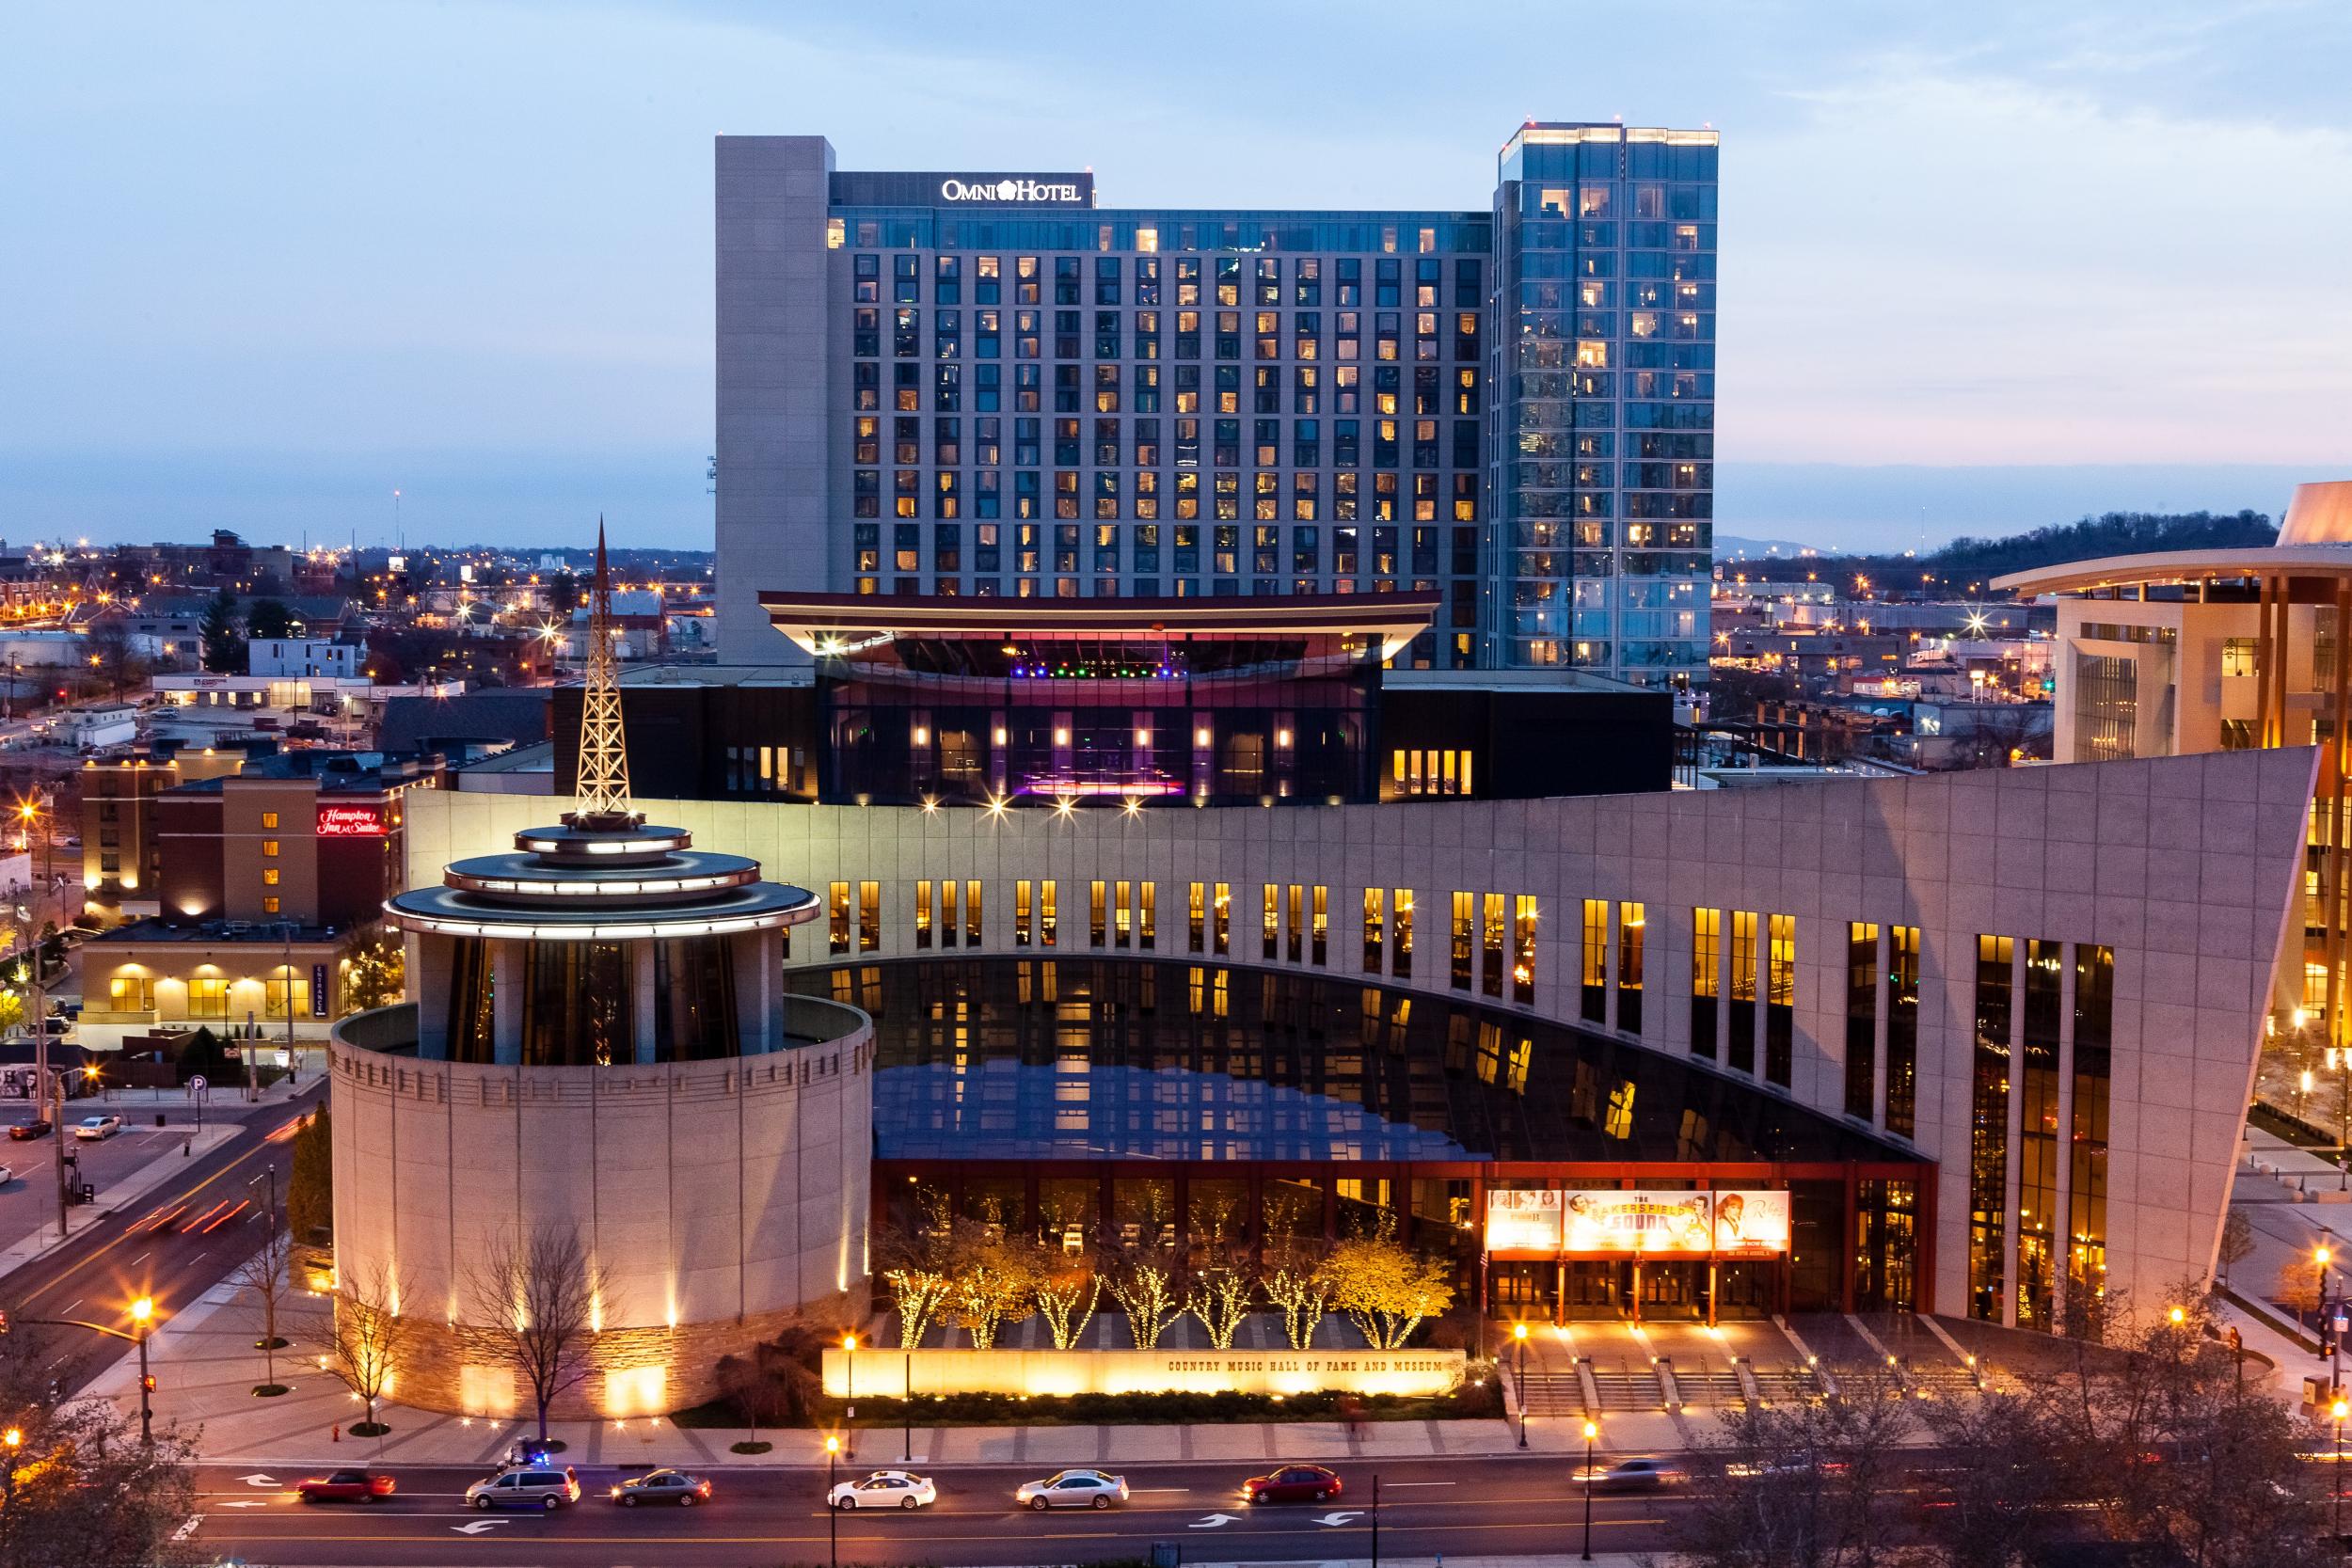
[1242,1465,1343,1504]
[296,1469,396,1503]
[7,1121,49,1142]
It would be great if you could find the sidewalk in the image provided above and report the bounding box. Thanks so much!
[0,1121,240,1284]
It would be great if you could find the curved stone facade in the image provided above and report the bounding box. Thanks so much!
[328,994,873,1418]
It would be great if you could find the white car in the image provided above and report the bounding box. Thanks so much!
[1014,1469,1129,1510]
[72,1116,121,1141]
[827,1470,936,1510]
[0,1165,12,1185]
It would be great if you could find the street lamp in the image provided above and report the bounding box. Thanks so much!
[130,1296,154,1446]
[825,1433,841,1568]
[1581,1418,1599,1561]
[1513,1323,1529,1448]
[842,1334,856,1460]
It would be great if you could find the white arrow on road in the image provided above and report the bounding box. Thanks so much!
[1312,1511,1366,1527]
[217,1500,269,1510]
[1188,1513,1242,1528]
[170,1517,201,1543]
[452,1520,509,1535]
[236,1473,276,1487]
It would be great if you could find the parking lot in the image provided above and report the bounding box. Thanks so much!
[0,1111,207,1250]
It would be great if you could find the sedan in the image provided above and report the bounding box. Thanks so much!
[1243,1465,1344,1504]
[1576,1458,1687,1493]
[612,1468,711,1507]
[7,1121,49,1142]
[1014,1469,1129,1510]
[828,1470,935,1510]
[295,1469,395,1504]
[72,1117,121,1141]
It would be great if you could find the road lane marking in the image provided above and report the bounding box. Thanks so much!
[236,1472,277,1486]
[1188,1513,1240,1528]
[1312,1510,1366,1526]
[1129,1486,1189,1493]
[170,1515,200,1541]
[1382,1481,1456,1487]
[59,1297,80,1315]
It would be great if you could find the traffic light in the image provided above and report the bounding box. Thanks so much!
[140,1375,155,1393]
[0,1308,10,1335]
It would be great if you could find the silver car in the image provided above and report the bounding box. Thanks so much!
[1014,1468,1129,1510]
[465,1465,581,1511]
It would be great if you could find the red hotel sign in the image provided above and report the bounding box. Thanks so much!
[315,803,386,837]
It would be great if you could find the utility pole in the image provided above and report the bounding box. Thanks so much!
[17,901,62,1242]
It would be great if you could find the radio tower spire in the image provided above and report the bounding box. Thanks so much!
[568,517,637,830]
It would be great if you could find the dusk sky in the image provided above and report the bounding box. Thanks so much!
[3,0,2345,550]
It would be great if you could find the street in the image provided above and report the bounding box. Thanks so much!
[7,1082,321,1400]
[185,1455,1686,1567]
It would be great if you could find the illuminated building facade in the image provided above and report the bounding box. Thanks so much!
[712,124,1716,688]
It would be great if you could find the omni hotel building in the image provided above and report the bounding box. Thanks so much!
[322,133,2313,1423]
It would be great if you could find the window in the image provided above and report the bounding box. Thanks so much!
[1968,935,2014,1323]
[1580,899,1607,1022]
[1480,892,1505,997]
[1112,880,1131,948]
[1887,927,1920,1138]
[2018,939,2063,1329]
[964,879,983,946]
[858,881,879,952]
[1016,879,1034,946]
[1287,884,1304,963]
[1214,882,1230,955]
[109,974,155,1013]
[262,839,279,857]
[262,867,280,886]
[1450,892,1474,990]
[1040,879,1057,947]
[1766,914,1795,1087]
[2070,944,2113,1310]
[1139,881,1155,950]
[1362,888,1385,974]
[1263,884,1279,960]
[1691,907,1720,1059]
[1090,879,1107,948]
[830,880,850,955]
[1727,911,1758,1074]
[2220,637,2258,678]
[915,881,933,948]
[1391,889,1413,978]
[263,966,310,1020]
[1189,881,1205,954]
[1845,924,1879,1120]
[262,895,280,915]
[1311,885,1327,967]
[1614,901,1642,1031]
[187,974,229,1019]
[1391,748,1472,797]
[261,812,278,830]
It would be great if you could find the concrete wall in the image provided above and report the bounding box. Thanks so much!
[404,749,2316,1324]
[327,997,874,1417]
[819,1345,1466,1400]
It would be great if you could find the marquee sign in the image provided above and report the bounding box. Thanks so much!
[1485,1189,1790,1257]
[316,803,386,837]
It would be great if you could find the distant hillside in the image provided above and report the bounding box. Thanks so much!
[1730,510,2276,587]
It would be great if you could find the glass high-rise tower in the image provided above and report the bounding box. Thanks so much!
[714,122,1717,690]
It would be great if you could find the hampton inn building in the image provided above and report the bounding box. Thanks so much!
[712,125,1720,689]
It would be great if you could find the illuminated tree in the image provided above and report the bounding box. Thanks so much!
[1323,1233,1455,1350]
[1263,1261,1333,1350]
[464,1224,611,1440]
[340,926,405,1016]
[1184,1266,1252,1350]
[1107,1259,1183,1350]
[1034,1251,1103,1350]
[949,1245,1036,1351]
[327,1258,410,1435]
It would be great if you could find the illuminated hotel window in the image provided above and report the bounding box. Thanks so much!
[1090,880,1107,948]
[1263,884,1279,960]
[262,868,280,886]
[261,812,278,830]
[915,881,933,949]
[1690,907,1720,1060]
[1362,888,1385,974]
[1449,892,1473,991]
[830,881,850,955]
[1480,893,1505,998]
[262,896,280,915]
[963,880,981,946]
[1727,911,1758,1074]
[1311,886,1327,967]
[1213,881,1230,956]
[1188,881,1205,954]
[1138,882,1155,951]
[1887,926,1920,1138]
[262,840,278,857]
[1391,748,1472,798]
[1580,899,1607,1022]
[1287,884,1303,963]
[1614,901,1642,1030]
[189,975,229,1019]
[1845,923,1880,1120]
[1766,914,1795,1087]
[859,881,880,953]
[1968,934,2015,1323]
[1392,889,1413,978]
[1015,880,1034,947]
[1040,879,1057,947]
[1113,881,1131,949]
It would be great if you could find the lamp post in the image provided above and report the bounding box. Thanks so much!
[1513,1322,1529,1448]
[825,1434,841,1568]
[2334,1399,2348,1540]
[2318,1238,2335,1338]
[842,1334,856,1461]
[131,1295,154,1446]
[902,1342,913,1464]
[1581,1418,1598,1561]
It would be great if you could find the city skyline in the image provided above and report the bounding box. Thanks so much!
[4,0,2345,549]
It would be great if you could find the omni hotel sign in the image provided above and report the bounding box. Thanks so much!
[940,176,1084,203]
[1485,1189,1791,1259]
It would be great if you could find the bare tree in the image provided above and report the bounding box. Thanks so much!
[465,1224,611,1440]
[0,1320,196,1568]
[231,1227,293,1393]
[327,1258,410,1436]
[1034,1249,1103,1349]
